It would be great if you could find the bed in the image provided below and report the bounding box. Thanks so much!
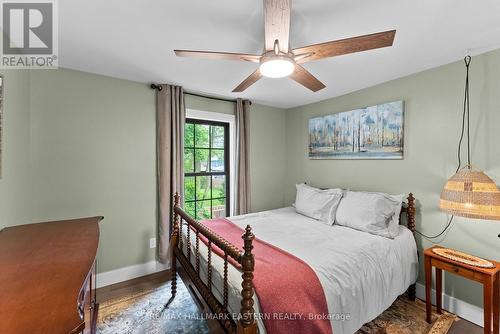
[168,193,418,334]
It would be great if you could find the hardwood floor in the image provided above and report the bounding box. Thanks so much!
[96,271,483,334]
[96,270,171,304]
[448,319,482,334]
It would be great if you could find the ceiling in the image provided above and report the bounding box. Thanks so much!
[60,0,500,108]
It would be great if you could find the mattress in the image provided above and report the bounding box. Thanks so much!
[179,207,418,334]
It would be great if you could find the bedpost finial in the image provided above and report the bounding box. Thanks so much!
[243,225,254,241]
[245,225,252,234]
[174,192,180,206]
[242,225,255,255]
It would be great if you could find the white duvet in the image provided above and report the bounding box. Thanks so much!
[180,207,418,334]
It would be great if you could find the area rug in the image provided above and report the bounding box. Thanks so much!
[97,276,456,334]
[97,276,209,334]
[357,297,456,334]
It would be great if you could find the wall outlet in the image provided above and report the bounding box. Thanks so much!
[149,238,156,249]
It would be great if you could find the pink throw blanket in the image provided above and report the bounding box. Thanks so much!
[200,218,332,334]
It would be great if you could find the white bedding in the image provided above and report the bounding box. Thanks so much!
[180,207,418,334]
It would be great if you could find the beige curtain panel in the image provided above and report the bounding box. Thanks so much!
[235,98,251,215]
[156,84,185,265]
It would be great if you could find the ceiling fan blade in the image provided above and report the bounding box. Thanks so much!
[293,30,396,64]
[264,0,291,53]
[232,69,262,92]
[289,65,326,92]
[174,50,261,63]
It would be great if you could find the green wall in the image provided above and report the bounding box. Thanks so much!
[284,48,500,308]
[29,69,157,272]
[249,103,286,210]
[0,68,286,273]
[185,94,235,115]
[0,70,31,230]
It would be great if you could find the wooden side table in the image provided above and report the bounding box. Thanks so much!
[424,246,500,334]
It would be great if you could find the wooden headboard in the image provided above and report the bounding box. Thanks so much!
[400,193,417,301]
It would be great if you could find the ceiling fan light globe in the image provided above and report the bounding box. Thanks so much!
[259,57,295,78]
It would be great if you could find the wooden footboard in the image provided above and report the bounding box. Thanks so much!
[170,193,257,334]
[169,192,418,333]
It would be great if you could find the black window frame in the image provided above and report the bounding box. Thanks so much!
[184,118,230,219]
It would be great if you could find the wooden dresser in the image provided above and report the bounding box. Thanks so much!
[0,217,103,334]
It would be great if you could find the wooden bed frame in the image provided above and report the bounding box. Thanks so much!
[168,193,417,334]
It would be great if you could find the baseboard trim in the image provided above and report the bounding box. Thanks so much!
[415,283,483,327]
[96,260,170,288]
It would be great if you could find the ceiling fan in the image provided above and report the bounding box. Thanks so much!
[174,0,396,93]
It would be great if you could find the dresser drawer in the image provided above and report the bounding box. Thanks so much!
[431,258,484,282]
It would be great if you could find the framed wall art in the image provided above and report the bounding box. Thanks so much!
[308,100,404,160]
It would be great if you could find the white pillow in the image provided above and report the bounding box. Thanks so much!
[335,191,404,238]
[295,183,344,225]
[388,194,404,237]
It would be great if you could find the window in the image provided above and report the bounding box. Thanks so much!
[184,118,230,220]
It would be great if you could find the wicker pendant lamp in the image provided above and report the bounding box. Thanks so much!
[440,166,500,220]
[439,56,500,220]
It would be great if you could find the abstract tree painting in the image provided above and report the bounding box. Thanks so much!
[309,101,404,159]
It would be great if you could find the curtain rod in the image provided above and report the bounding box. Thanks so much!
[150,84,251,105]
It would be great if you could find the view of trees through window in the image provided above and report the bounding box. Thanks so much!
[184,119,229,220]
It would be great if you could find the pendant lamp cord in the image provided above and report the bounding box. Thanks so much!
[458,55,472,170]
[415,55,471,241]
